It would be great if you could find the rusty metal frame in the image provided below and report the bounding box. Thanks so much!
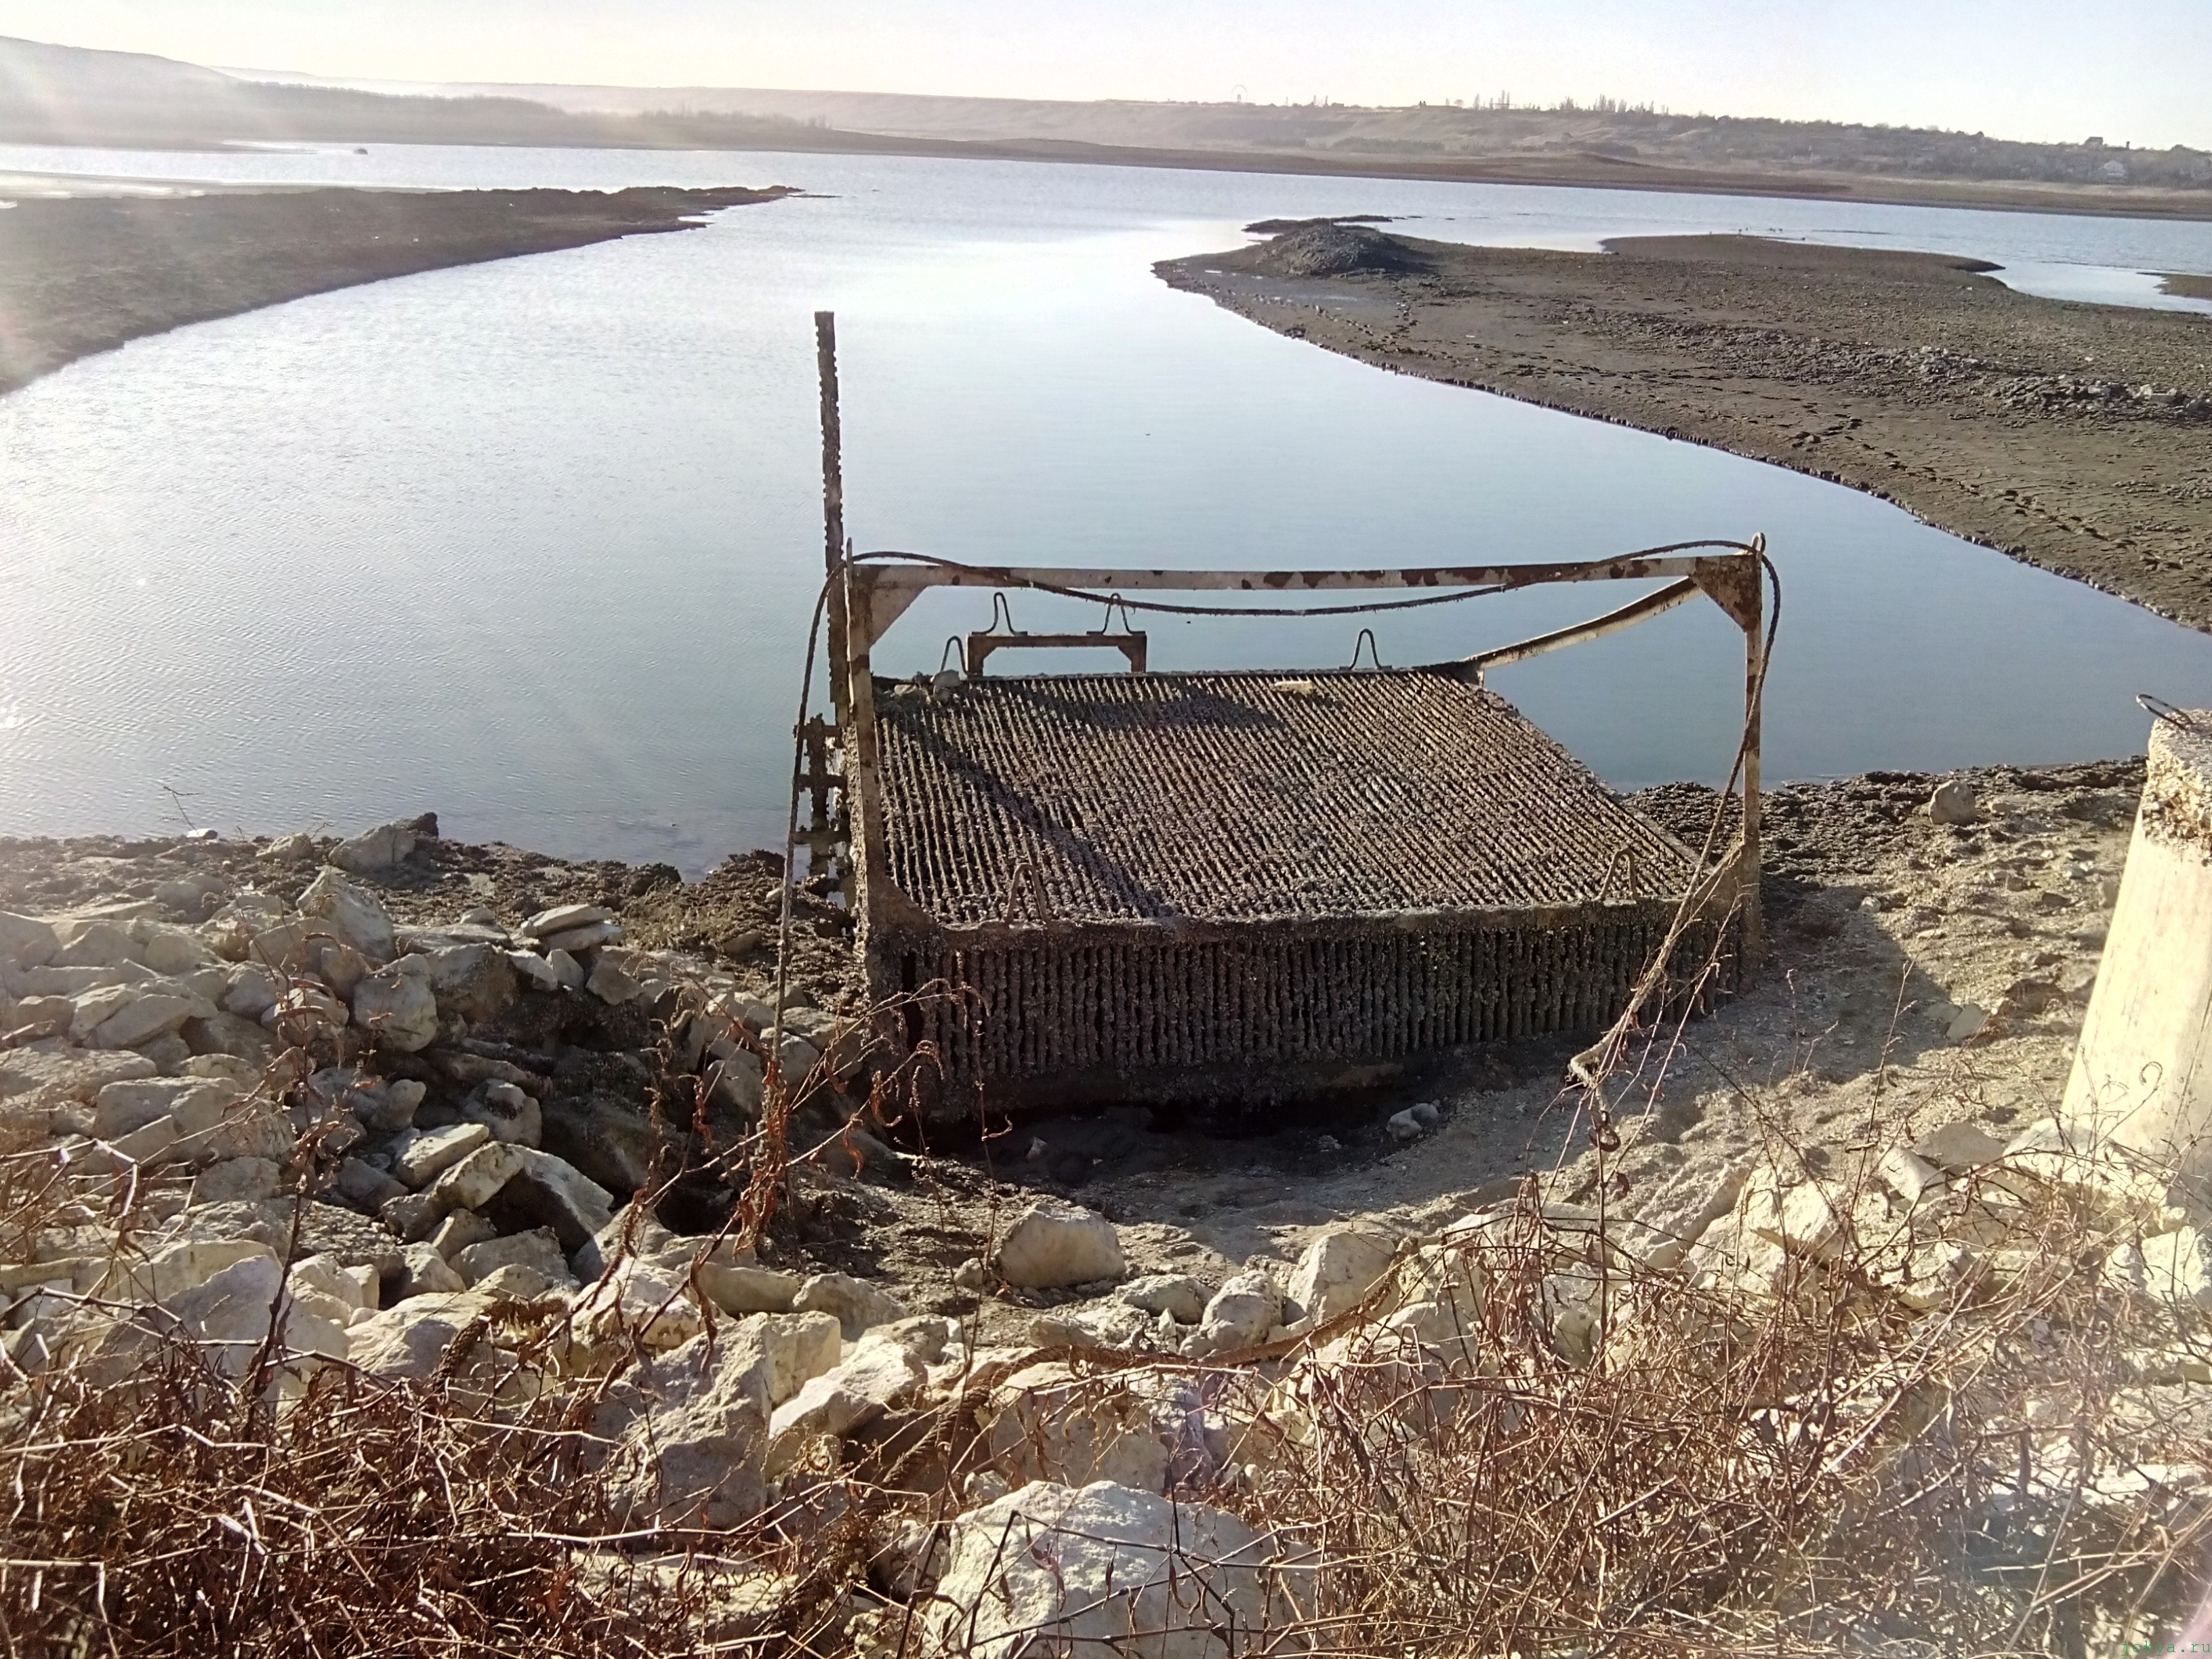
[836,544,1769,1001]
[808,312,1768,1103]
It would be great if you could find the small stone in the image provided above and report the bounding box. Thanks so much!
[1118,1273,1209,1324]
[220,962,283,1019]
[462,1080,541,1147]
[392,1122,492,1187]
[106,1113,180,1166]
[93,993,203,1050]
[354,1076,426,1134]
[541,920,623,954]
[93,1077,239,1139]
[506,951,564,991]
[0,911,60,970]
[2144,1228,2212,1311]
[1879,1146,1947,1204]
[3,996,72,1039]
[793,1271,909,1340]
[1914,1120,2009,1172]
[1929,779,1980,825]
[427,1207,499,1263]
[1945,1003,1992,1043]
[330,819,419,875]
[349,1288,486,1376]
[264,985,347,1040]
[1286,1226,1397,1324]
[394,1243,466,1298]
[453,1227,573,1289]
[333,1156,407,1208]
[472,1264,567,1300]
[260,832,317,864]
[352,966,438,1052]
[996,1202,1126,1290]
[586,955,642,1005]
[952,1256,994,1294]
[546,949,586,991]
[53,920,145,969]
[421,943,516,1023]
[1187,1269,1282,1357]
[298,867,396,962]
[519,903,613,940]
[1386,1107,1429,1142]
[695,1263,802,1315]
[744,1310,844,1405]
[141,928,213,975]
[134,1031,193,1071]
[190,1156,283,1206]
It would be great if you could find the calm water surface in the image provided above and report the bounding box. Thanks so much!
[3,145,2209,868]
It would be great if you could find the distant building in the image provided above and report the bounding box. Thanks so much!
[2103,159,2129,180]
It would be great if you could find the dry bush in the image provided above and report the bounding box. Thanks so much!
[1213,1145,2212,1656]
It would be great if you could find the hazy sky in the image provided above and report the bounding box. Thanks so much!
[15,1,2208,150]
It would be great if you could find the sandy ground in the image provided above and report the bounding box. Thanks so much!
[1160,229,2212,630]
[0,184,794,396]
[0,756,2142,1341]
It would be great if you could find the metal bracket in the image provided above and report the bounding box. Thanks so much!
[965,592,1149,676]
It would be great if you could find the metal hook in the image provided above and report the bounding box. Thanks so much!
[938,636,964,675]
[2139,693,2207,733]
[1095,594,1137,636]
[1002,856,1053,926]
[987,592,1017,636]
[1595,847,1639,905]
[1349,628,1385,670]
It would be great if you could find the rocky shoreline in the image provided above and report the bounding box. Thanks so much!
[9,759,2212,1649]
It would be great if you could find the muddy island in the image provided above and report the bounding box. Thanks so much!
[1160,225,2212,631]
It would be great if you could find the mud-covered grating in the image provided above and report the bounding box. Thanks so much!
[873,668,1700,926]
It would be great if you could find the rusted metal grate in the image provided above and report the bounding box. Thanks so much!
[873,668,1698,926]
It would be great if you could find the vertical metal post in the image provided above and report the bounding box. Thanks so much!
[1740,541,1766,968]
[816,311,848,721]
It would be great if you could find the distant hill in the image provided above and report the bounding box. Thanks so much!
[235,66,2212,194]
[6,35,2209,216]
[0,35,813,150]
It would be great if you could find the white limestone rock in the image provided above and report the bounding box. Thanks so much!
[996,1201,1126,1290]
[189,1156,283,1206]
[421,943,516,1023]
[330,819,419,875]
[1929,779,1980,825]
[1118,1274,1210,1325]
[392,1122,491,1187]
[298,867,396,962]
[0,911,59,970]
[346,1290,487,1379]
[454,1227,573,1289]
[794,1271,909,1339]
[594,1327,773,1528]
[1187,1270,1282,1359]
[924,1480,1313,1659]
[1286,1227,1397,1325]
[352,965,438,1052]
[694,1262,801,1316]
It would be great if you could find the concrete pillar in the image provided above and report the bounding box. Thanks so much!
[2064,710,2212,1176]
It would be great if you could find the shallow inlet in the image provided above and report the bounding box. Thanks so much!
[1,145,2209,868]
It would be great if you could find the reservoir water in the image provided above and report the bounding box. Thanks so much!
[3,144,2210,869]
